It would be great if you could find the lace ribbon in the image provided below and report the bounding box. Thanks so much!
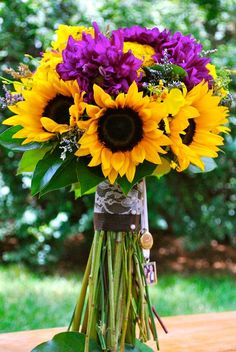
[94,180,144,232]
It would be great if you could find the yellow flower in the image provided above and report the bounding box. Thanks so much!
[33,51,62,81]
[51,24,94,52]
[75,81,171,184]
[3,76,85,144]
[124,42,155,67]
[165,81,229,171]
[33,25,94,81]
[206,63,229,98]
[206,63,217,80]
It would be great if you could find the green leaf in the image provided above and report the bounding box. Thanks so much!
[188,157,217,174]
[76,157,104,196]
[0,126,42,151]
[31,148,66,196]
[171,64,188,78]
[31,332,101,352]
[146,64,187,78]
[72,183,97,199]
[39,157,79,196]
[125,340,154,351]
[117,161,156,194]
[17,147,52,175]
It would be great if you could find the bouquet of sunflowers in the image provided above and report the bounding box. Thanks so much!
[0,22,231,352]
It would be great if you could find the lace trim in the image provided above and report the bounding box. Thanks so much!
[94,181,143,215]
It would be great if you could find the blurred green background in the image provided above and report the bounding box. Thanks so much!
[0,0,235,333]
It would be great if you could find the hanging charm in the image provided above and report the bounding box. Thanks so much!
[140,179,158,286]
[143,261,158,285]
[140,230,154,250]
[140,179,153,262]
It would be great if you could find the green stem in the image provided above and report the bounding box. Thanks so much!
[107,231,116,351]
[113,232,123,309]
[120,234,133,351]
[136,243,160,351]
[115,264,124,345]
[85,230,104,352]
[133,251,146,341]
[71,241,93,331]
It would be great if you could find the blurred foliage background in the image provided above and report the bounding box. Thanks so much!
[0,0,235,269]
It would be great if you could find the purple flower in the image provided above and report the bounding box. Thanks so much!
[153,32,211,89]
[0,85,23,109]
[114,26,212,90]
[114,26,171,48]
[57,23,142,102]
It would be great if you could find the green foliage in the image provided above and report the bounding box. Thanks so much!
[1,265,235,332]
[17,147,52,174]
[32,332,101,352]
[32,331,153,351]
[0,0,235,267]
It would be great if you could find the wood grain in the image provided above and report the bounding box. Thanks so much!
[0,311,235,352]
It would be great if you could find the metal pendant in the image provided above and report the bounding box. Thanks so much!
[140,230,153,250]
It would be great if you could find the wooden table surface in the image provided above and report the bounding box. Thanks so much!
[0,311,235,352]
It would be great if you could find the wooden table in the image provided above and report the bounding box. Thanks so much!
[0,311,235,352]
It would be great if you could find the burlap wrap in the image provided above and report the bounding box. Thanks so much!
[94,181,143,232]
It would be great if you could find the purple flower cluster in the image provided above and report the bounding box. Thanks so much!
[153,32,211,89]
[114,25,170,48]
[0,85,23,109]
[57,23,142,101]
[57,23,213,98]
[115,26,212,89]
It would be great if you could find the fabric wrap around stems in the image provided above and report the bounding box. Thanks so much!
[94,181,143,232]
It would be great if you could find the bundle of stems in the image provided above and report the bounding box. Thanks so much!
[70,230,159,352]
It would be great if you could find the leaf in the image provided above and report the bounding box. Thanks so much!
[145,64,187,78]
[188,157,217,174]
[72,183,97,199]
[152,157,171,178]
[0,126,41,151]
[125,340,154,351]
[117,161,156,194]
[32,152,104,197]
[39,157,79,196]
[76,157,104,196]
[171,64,188,78]
[17,147,52,174]
[31,148,66,196]
[31,331,101,352]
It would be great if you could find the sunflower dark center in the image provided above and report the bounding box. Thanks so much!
[43,94,74,126]
[97,108,143,152]
[181,119,196,145]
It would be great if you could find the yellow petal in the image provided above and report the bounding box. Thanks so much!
[93,84,116,108]
[111,152,125,171]
[101,148,112,169]
[41,117,69,134]
[88,151,102,167]
[126,163,136,183]
[108,169,118,184]
[75,147,90,157]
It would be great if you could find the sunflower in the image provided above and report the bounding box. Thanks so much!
[164,81,229,171]
[3,75,85,144]
[75,81,171,184]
